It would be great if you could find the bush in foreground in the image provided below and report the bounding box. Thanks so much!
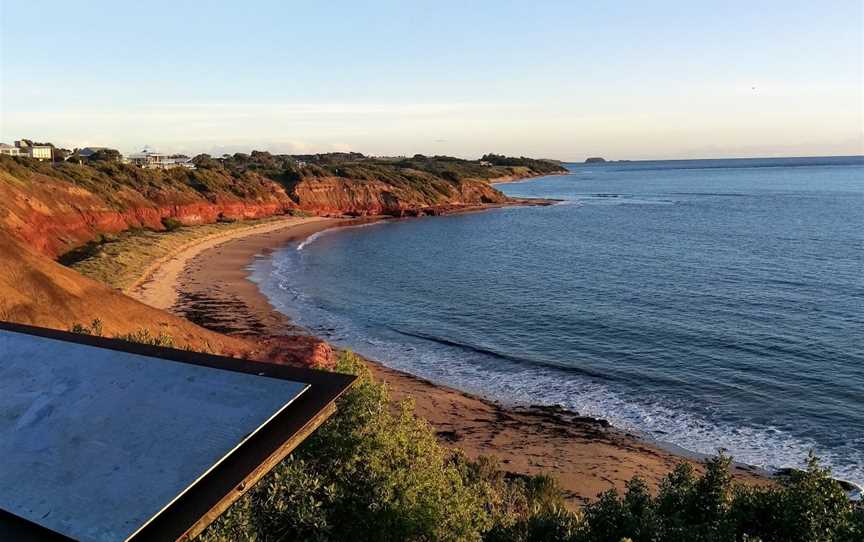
[199,352,570,541]
[194,351,861,542]
[69,324,858,542]
[58,326,864,541]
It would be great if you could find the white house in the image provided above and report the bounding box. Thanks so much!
[0,143,22,157]
[78,147,110,158]
[14,141,52,160]
[127,148,195,170]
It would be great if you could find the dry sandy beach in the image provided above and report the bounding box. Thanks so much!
[128,212,768,507]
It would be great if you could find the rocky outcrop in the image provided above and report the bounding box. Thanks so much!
[256,335,335,369]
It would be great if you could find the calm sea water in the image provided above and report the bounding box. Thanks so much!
[253,157,864,486]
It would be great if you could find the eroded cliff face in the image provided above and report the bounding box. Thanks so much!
[0,184,295,258]
[288,175,509,216]
[0,233,250,354]
[0,162,298,258]
[0,157,517,258]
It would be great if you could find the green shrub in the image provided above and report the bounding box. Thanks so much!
[199,351,582,542]
[70,320,174,348]
[161,216,184,232]
[70,318,104,337]
[198,351,861,541]
[57,233,117,266]
[55,329,863,541]
[113,329,175,348]
[576,452,861,542]
[287,209,315,218]
[479,154,564,174]
[52,324,864,542]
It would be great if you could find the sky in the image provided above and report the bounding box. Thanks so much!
[1,1,862,160]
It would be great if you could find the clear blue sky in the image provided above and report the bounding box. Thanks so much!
[1,0,862,160]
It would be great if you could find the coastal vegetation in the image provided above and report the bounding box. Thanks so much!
[70,318,176,348]
[0,153,288,206]
[0,151,562,211]
[196,351,863,542]
[63,218,281,290]
[480,153,568,173]
[206,150,565,183]
[0,152,561,257]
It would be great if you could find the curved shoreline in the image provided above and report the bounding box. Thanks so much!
[127,208,770,507]
[127,216,333,310]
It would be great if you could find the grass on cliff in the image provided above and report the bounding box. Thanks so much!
[62,217,281,291]
[214,151,565,183]
[0,155,282,209]
[1,152,561,211]
[70,318,176,348]
[206,151,564,204]
[195,351,863,542]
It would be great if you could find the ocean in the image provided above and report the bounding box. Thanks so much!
[252,156,864,487]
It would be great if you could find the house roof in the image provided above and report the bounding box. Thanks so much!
[129,148,167,159]
[79,147,108,156]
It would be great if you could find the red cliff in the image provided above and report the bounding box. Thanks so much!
[0,157,541,258]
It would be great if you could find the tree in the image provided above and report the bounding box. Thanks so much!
[192,154,220,169]
[52,147,71,162]
[89,148,122,162]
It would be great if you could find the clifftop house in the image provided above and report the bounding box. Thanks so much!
[2,141,53,160]
[0,143,22,157]
[77,147,110,159]
[15,141,52,160]
[127,148,195,169]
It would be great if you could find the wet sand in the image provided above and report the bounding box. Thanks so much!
[128,216,332,310]
[128,210,769,507]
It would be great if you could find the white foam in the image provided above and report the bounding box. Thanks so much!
[296,221,387,251]
[254,250,864,490]
[296,230,325,251]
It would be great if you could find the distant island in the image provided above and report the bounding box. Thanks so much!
[585,157,607,163]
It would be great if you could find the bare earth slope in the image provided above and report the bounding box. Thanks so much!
[0,234,247,354]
